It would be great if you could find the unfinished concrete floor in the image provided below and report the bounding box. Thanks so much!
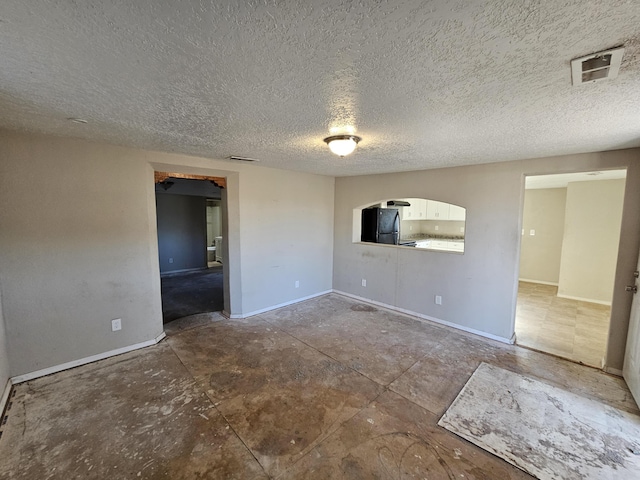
[1,294,638,479]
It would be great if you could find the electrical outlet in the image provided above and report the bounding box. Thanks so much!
[168,258,174,264]
[295,280,299,288]
[529,229,535,236]
[111,318,122,332]
[522,229,525,236]
[409,225,413,231]
[361,279,367,287]
[435,225,439,231]
[460,227,464,233]
[435,295,442,305]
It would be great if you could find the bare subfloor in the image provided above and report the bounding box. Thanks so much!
[1,294,637,479]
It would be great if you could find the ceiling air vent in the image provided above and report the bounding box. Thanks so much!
[571,47,624,86]
[228,155,259,162]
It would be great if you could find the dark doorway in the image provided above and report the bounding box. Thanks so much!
[155,177,225,324]
[160,266,224,323]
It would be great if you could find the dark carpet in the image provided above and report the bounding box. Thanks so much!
[160,266,224,323]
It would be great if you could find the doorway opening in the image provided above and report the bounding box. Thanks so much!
[515,169,627,368]
[206,199,223,267]
[154,173,226,325]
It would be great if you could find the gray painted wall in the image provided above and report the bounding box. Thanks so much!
[0,127,637,378]
[558,179,625,304]
[236,167,335,315]
[0,284,10,392]
[333,150,640,371]
[519,188,567,284]
[0,134,165,377]
[156,194,207,273]
[0,131,335,377]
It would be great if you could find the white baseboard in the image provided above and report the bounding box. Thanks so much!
[519,278,559,286]
[332,290,515,345]
[556,293,611,306]
[10,332,167,385]
[604,366,623,377]
[0,379,12,417]
[230,290,333,319]
[519,280,612,306]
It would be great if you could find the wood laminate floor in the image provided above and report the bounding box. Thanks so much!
[2,294,635,479]
[515,281,610,368]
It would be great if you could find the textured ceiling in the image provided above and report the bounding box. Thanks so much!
[1,1,639,176]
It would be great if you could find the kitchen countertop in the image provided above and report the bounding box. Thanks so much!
[400,234,464,242]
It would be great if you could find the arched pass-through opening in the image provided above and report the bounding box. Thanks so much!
[354,197,466,253]
[154,171,230,326]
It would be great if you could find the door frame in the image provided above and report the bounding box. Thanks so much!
[623,251,640,404]
[149,164,242,319]
[513,167,639,375]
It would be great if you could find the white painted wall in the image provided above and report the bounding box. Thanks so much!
[0,131,334,377]
[207,202,222,244]
[333,150,640,371]
[558,179,626,304]
[519,188,567,284]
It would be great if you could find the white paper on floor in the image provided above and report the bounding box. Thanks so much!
[438,362,640,480]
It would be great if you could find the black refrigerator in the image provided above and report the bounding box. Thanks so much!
[361,208,400,245]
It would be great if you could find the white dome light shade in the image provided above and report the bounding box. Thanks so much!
[324,135,361,156]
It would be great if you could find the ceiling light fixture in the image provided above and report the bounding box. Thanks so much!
[323,135,361,157]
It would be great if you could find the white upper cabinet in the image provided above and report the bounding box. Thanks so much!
[414,198,427,219]
[426,200,450,220]
[449,204,466,221]
[425,200,465,221]
[403,198,427,219]
[396,198,466,222]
